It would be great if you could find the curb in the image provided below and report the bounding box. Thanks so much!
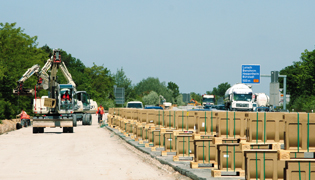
[105,125,206,180]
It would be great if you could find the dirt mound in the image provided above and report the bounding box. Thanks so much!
[0,119,20,134]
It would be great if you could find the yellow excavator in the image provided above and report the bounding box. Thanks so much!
[187,99,201,106]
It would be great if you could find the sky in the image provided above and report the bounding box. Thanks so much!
[1,0,315,96]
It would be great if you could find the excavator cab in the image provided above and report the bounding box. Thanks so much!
[74,91,90,112]
[58,84,74,112]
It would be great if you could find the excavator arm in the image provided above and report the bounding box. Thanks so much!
[13,49,76,97]
[59,61,76,90]
[13,64,40,96]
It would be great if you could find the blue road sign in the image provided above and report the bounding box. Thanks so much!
[241,64,260,84]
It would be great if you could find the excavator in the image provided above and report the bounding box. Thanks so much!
[13,49,94,133]
[187,99,201,106]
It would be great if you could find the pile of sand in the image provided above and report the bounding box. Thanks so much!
[0,119,20,134]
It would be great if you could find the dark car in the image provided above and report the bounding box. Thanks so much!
[144,106,163,110]
[255,107,270,112]
[216,104,227,110]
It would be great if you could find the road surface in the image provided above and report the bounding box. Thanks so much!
[0,115,189,180]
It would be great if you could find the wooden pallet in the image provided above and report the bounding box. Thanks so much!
[161,150,176,156]
[145,143,154,148]
[151,146,165,152]
[190,161,217,169]
[130,135,136,140]
[123,132,129,137]
[211,169,245,177]
[173,155,194,161]
[278,150,315,160]
[248,142,282,150]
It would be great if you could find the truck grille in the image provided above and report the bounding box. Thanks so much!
[236,103,249,107]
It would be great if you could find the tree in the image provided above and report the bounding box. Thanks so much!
[175,94,185,106]
[134,77,173,103]
[206,82,231,103]
[0,22,48,119]
[190,92,202,102]
[114,67,133,102]
[279,48,315,111]
[142,91,159,105]
[84,63,115,106]
[167,81,179,103]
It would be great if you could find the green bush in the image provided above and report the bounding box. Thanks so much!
[101,99,115,110]
[290,95,315,112]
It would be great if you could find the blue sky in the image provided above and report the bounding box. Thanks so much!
[1,0,315,95]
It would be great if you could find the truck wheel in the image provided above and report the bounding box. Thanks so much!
[63,127,68,133]
[82,114,87,125]
[39,128,44,133]
[16,123,22,130]
[68,127,73,133]
[33,127,38,133]
[73,115,77,127]
[88,114,92,125]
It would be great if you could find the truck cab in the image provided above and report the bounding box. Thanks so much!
[225,83,254,111]
[202,94,215,107]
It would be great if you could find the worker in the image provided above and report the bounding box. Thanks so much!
[17,109,30,127]
[96,105,104,123]
[61,90,71,104]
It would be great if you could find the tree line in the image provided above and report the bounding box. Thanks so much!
[279,48,315,112]
[0,22,232,120]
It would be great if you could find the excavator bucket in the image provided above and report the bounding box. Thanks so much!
[44,98,56,108]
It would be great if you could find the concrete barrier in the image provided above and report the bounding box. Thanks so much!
[164,110,176,130]
[247,112,285,143]
[284,159,315,180]
[195,111,217,136]
[175,111,195,132]
[284,113,315,152]
[216,111,248,139]
[244,150,285,180]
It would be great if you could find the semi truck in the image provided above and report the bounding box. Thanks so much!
[224,83,254,111]
[254,93,270,107]
[202,94,215,108]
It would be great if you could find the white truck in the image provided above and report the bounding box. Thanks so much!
[254,93,270,107]
[224,83,254,111]
[202,94,215,107]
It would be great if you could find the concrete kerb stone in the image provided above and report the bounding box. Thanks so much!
[105,125,206,180]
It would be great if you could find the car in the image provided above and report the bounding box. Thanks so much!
[144,106,163,110]
[254,107,270,112]
[215,104,227,110]
[126,101,143,109]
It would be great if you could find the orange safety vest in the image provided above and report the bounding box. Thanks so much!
[62,94,70,100]
[20,111,29,119]
[97,107,104,115]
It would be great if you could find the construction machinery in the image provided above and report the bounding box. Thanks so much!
[187,99,201,106]
[13,49,93,133]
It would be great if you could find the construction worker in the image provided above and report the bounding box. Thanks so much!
[96,105,104,123]
[17,109,30,127]
[61,90,71,104]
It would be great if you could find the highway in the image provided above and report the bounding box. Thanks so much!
[0,115,189,180]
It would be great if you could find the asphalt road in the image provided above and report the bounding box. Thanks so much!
[0,115,187,180]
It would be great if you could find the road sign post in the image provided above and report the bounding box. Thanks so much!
[241,64,260,84]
